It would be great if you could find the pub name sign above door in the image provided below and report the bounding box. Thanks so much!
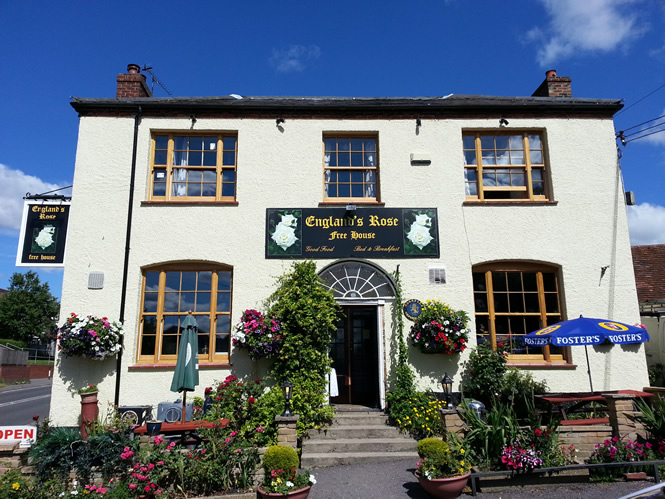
[266,207,439,259]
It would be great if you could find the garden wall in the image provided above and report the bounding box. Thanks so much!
[558,425,612,462]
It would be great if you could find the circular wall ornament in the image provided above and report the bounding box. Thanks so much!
[403,299,423,321]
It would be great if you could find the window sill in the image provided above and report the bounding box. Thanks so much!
[507,362,576,369]
[141,201,239,206]
[463,200,558,206]
[129,362,231,370]
[318,201,385,207]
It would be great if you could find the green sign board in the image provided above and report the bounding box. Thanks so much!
[266,207,439,259]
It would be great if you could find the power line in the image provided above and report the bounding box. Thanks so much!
[623,119,665,138]
[624,127,665,145]
[615,81,665,117]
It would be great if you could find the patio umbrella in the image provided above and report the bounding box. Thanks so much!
[523,316,650,392]
[170,312,199,422]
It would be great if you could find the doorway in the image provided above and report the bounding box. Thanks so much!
[329,306,379,408]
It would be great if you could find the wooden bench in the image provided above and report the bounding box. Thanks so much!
[469,460,665,496]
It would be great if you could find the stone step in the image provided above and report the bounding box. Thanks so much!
[302,437,417,454]
[301,451,419,468]
[331,414,389,426]
[307,425,411,440]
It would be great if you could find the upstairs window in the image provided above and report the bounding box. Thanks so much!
[323,135,378,201]
[464,132,548,201]
[150,133,237,201]
[138,263,232,364]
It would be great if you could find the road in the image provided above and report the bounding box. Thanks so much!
[0,379,52,426]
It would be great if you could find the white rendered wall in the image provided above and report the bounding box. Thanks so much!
[50,113,647,426]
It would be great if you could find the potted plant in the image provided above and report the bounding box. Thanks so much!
[414,437,472,499]
[77,384,99,439]
[257,445,316,498]
[57,313,123,360]
[409,300,470,354]
[232,309,283,360]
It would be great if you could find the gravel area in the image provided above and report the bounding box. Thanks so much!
[307,459,657,499]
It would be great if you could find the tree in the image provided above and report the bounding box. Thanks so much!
[0,271,60,342]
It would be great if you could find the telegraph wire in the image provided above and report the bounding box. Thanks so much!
[624,127,665,145]
[615,81,665,117]
[623,119,665,138]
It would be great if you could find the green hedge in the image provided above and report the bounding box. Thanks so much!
[0,338,27,349]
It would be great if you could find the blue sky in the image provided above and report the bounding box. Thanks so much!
[1,0,664,299]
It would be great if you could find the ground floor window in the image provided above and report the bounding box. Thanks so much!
[472,263,568,364]
[138,263,232,364]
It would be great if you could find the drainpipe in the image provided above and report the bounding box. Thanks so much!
[115,105,142,406]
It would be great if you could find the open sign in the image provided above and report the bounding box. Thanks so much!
[0,426,37,448]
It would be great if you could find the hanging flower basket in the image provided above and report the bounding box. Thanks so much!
[408,300,470,354]
[232,309,283,360]
[57,313,123,360]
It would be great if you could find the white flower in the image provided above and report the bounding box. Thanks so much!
[407,223,433,250]
[34,226,55,249]
[280,214,297,227]
[414,214,431,227]
[309,474,316,484]
[286,481,294,488]
[271,223,297,250]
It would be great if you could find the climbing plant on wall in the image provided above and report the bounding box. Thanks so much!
[265,260,340,436]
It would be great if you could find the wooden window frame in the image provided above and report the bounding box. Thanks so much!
[322,133,380,203]
[472,262,569,365]
[137,262,232,365]
[464,131,549,202]
[149,132,237,202]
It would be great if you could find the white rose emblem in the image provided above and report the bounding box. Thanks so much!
[407,223,433,250]
[280,214,297,227]
[414,214,431,227]
[35,226,55,250]
[271,224,297,250]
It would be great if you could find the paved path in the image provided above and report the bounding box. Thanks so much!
[308,458,654,498]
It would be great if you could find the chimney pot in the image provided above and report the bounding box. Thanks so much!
[116,63,152,98]
[546,69,557,79]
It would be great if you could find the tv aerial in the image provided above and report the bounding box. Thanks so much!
[141,65,172,96]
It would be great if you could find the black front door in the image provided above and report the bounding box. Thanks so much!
[330,306,379,408]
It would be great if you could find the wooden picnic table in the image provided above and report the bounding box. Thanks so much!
[536,390,652,425]
[134,418,230,445]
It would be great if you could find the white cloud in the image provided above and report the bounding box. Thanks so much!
[270,45,321,73]
[528,0,645,67]
[627,203,665,245]
[0,163,64,232]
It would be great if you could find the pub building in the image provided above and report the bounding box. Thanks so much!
[49,65,647,426]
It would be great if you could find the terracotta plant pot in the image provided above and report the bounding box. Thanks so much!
[414,470,471,499]
[257,484,311,499]
[80,391,99,439]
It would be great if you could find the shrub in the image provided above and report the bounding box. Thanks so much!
[587,436,653,480]
[461,342,508,407]
[634,396,665,441]
[417,438,450,462]
[263,445,299,473]
[0,468,37,498]
[265,261,338,436]
[392,391,444,439]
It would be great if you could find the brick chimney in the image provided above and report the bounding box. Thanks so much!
[532,69,572,98]
[116,64,152,98]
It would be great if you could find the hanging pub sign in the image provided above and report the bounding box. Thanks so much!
[16,201,70,267]
[266,207,439,259]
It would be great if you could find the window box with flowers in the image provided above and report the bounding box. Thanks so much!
[57,313,123,360]
[409,300,470,354]
[232,309,283,360]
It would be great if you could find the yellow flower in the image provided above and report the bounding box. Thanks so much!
[458,468,464,474]
[460,449,465,454]
[12,483,20,490]
[460,461,465,466]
